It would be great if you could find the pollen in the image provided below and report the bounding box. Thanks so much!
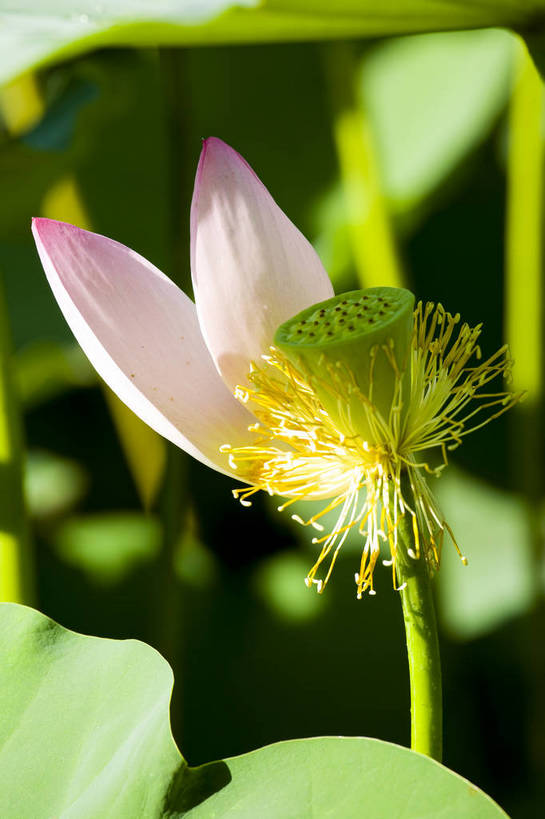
[221,293,523,598]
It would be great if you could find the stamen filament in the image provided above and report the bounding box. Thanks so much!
[223,300,522,596]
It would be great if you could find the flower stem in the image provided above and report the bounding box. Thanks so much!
[396,477,442,761]
[0,73,40,605]
[505,41,545,781]
[0,278,34,604]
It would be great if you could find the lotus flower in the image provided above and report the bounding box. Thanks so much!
[32,138,520,597]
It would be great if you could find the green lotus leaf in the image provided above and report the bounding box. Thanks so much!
[0,603,508,817]
[0,1,543,87]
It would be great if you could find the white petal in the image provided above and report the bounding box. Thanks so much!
[32,218,254,477]
[191,137,334,390]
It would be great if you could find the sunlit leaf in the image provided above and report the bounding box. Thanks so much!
[361,28,517,213]
[0,603,184,817]
[184,736,508,818]
[313,29,517,288]
[0,602,507,817]
[435,468,536,640]
[0,1,541,87]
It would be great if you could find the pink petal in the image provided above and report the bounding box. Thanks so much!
[32,218,255,477]
[191,138,334,390]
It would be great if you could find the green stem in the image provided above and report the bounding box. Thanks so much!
[396,478,442,761]
[505,42,545,785]
[0,277,34,604]
[0,72,40,605]
[149,49,192,741]
[505,42,544,566]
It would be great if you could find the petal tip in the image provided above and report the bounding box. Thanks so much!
[32,217,78,242]
[198,136,253,177]
[201,135,231,155]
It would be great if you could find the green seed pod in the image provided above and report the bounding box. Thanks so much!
[274,287,415,443]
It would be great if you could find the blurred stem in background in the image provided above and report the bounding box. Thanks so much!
[396,476,442,762]
[324,43,404,290]
[0,282,34,604]
[150,49,192,723]
[0,72,43,134]
[505,41,544,540]
[0,74,41,605]
[505,40,545,785]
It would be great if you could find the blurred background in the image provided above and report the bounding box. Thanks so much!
[0,27,543,817]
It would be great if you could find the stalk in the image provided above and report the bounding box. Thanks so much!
[0,281,33,604]
[505,41,545,781]
[396,476,442,761]
[151,51,191,738]
[505,42,544,564]
[0,72,41,604]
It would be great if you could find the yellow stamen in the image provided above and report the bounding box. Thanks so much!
[222,302,523,596]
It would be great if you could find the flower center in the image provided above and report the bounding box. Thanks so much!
[274,287,414,444]
[222,294,522,597]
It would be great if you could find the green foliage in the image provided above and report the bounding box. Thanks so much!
[436,468,536,640]
[184,737,508,818]
[0,24,539,817]
[0,603,507,818]
[360,29,516,214]
[0,1,543,86]
[0,603,184,818]
[313,30,516,287]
